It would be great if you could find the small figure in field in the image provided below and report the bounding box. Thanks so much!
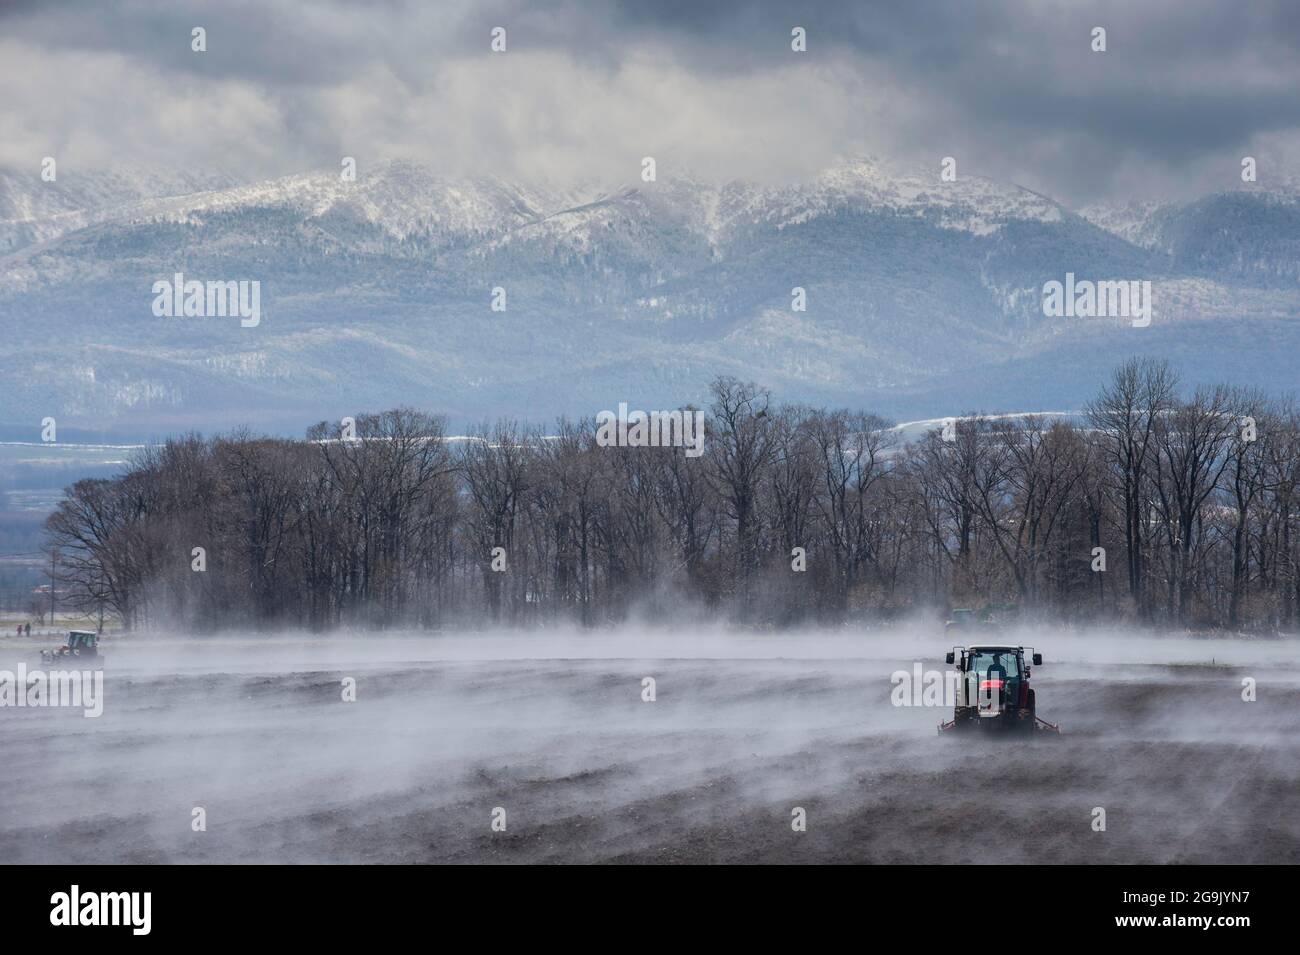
[25,622,32,637]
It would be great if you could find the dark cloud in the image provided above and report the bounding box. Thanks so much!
[2,0,1296,202]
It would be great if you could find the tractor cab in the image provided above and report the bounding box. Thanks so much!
[40,630,103,665]
[939,644,1056,734]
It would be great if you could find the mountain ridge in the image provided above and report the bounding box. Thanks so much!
[1,158,1296,436]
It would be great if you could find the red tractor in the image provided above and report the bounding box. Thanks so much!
[938,644,1058,735]
[39,630,104,667]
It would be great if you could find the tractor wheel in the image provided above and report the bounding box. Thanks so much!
[1019,689,1038,734]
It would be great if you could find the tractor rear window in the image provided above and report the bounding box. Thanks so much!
[967,651,1020,679]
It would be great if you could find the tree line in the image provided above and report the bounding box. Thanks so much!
[44,360,1300,633]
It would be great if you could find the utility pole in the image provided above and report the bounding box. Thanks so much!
[48,546,57,628]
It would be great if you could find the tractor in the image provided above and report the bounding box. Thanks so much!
[39,630,104,667]
[938,644,1059,734]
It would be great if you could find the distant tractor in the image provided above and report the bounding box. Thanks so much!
[945,603,1018,630]
[947,608,977,629]
[40,630,104,666]
[938,644,1059,734]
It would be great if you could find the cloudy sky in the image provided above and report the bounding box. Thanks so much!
[3,0,1298,204]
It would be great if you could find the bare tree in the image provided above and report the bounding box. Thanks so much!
[707,377,776,608]
[1151,385,1239,622]
[1086,358,1177,619]
[42,368,1300,635]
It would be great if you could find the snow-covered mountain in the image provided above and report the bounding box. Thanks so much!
[1080,187,1300,286]
[1,158,1297,437]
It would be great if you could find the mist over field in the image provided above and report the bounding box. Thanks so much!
[3,624,1297,864]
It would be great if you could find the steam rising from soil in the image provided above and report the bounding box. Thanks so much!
[2,624,1297,863]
